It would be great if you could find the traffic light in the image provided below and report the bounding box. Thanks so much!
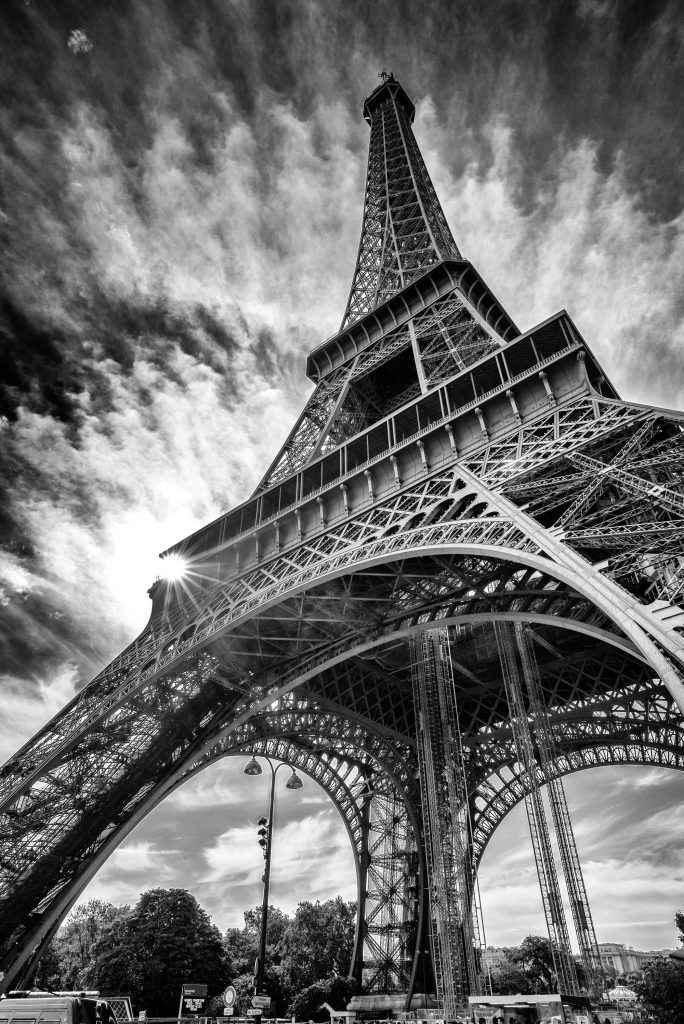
[257,816,270,858]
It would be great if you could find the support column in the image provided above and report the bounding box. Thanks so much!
[361,784,415,995]
[493,622,580,995]
[410,630,481,1015]
[515,624,604,1001]
[351,785,372,990]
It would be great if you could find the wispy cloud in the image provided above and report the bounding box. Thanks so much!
[200,810,357,927]
[423,107,684,409]
[0,665,78,764]
[479,767,684,950]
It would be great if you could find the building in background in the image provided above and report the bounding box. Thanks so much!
[598,941,675,976]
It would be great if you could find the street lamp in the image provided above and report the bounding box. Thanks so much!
[243,756,303,995]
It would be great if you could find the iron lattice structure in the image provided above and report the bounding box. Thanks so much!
[2,73,684,1006]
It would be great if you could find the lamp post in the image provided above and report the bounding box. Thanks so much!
[243,756,303,995]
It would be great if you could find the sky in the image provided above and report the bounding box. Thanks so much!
[1,0,683,954]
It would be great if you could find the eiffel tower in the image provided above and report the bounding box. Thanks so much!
[2,71,684,1012]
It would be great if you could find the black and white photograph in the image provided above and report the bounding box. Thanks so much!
[1,3,683,1022]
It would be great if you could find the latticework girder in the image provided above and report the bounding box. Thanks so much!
[361,785,417,995]
[515,624,604,1000]
[257,282,500,491]
[3,74,684,1012]
[411,630,480,1012]
[493,622,580,995]
[341,75,460,330]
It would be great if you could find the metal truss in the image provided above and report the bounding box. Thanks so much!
[497,406,684,605]
[493,621,580,995]
[470,670,684,863]
[341,75,460,330]
[514,624,603,1000]
[412,293,498,388]
[3,442,684,989]
[4,73,684,1014]
[411,630,480,1012]
[362,784,417,995]
[257,286,500,491]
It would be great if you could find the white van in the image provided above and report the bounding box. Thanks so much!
[0,993,117,1024]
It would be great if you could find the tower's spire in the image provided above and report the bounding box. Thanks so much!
[341,74,461,330]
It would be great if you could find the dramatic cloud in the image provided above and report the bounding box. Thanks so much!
[77,761,357,929]
[479,767,684,950]
[425,111,684,409]
[0,664,78,764]
[201,810,357,926]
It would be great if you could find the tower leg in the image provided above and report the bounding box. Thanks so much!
[361,782,416,995]
[514,624,605,1001]
[494,622,580,995]
[411,630,482,1014]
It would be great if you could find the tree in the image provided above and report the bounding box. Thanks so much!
[634,957,684,1024]
[506,935,558,992]
[489,959,532,995]
[224,905,293,1014]
[224,925,258,979]
[281,898,356,993]
[676,910,684,944]
[288,975,357,1022]
[36,899,129,991]
[225,905,291,977]
[223,899,357,1016]
[602,962,619,986]
[33,939,66,992]
[93,888,228,1015]
[501,937,565,991]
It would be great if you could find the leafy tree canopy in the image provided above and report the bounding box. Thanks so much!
[488,959,532,995]
[676,910,684,944]
[505,935,558,993]
[92,888,228,1016]
[37,900,130,992]
[287,975,357,1022]
[634,957,684,1024]
[226,905,291,977]
[38,892,356,1019]
[281,898,356,994]
[224,899,356,1015]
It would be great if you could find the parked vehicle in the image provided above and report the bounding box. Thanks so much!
[0,991,117,1024]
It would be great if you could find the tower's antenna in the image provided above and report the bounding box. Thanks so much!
[378,67,393,83]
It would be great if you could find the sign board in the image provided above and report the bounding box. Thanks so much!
[183,999,205,1012]
[223,1009,234,1016]
[181,984,208,1015]
[251,996,271,1009]
[223,987,237,1008]
[246,1010,263,1017]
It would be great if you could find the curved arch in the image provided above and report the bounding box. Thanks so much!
[471,675,684,864]
[4,705,426,998]
[15,515,680,764]
[117,533,684,724]
[474,745,684,868]
[7,523,682,827]
[4,527,684,990]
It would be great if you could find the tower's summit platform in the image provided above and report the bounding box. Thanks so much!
[363,72,416,124]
